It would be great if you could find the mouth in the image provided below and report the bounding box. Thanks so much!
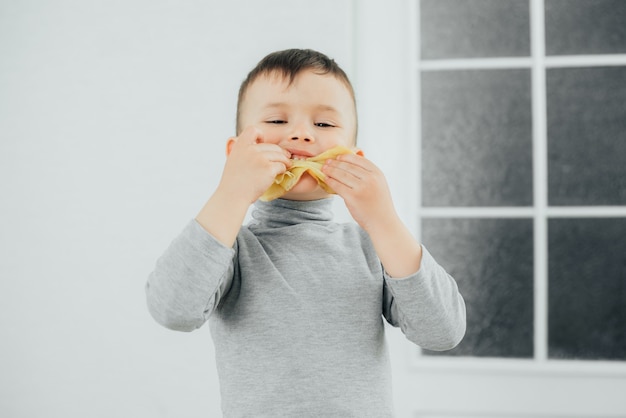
[287,149,315,160]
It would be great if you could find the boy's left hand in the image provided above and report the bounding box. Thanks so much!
[322,153,396,232]
[324,152,423,278]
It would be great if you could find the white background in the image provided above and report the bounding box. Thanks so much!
[0,1,413,417]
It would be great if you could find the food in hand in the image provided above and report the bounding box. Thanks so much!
[260,145,354,201]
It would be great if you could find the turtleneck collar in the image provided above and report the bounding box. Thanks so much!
[250,198,334,228]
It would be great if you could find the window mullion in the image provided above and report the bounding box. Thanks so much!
[531,0,549,362]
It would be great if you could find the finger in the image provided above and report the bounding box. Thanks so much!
[271,150,293,168]
[324,175,353,197]
[324,158,370,182]
[335,153,375,172]
[256,143,293,164]
[238,126,264,144]
[323,161,361,189]
[269,161,288,177]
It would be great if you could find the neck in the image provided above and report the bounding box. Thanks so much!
[250,198,334,228]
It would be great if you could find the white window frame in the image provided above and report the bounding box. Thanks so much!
[354,1,626,416]
[410,0,626,376]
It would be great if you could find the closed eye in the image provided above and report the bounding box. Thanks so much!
[267,120,287,124]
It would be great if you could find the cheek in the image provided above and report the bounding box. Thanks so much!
[334,131,357,148]
[338,120,358,147]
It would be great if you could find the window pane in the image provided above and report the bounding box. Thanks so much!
[545,0,626,56]
[421,69,533,207]
[420,0,530,59]
[547,67,626,206]
[548,218,626,360]
[422,218,534,358]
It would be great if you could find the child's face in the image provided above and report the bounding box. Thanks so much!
[238,69,358,200]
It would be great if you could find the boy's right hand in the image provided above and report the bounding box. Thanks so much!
[195,127,291,247]
[218,126,292,205]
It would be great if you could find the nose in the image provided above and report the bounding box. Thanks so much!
[289,122,314,143]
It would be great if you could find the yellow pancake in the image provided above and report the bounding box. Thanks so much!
[260,145,354,201]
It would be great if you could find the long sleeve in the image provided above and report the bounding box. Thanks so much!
[145,220,236,332]
[383,245,466,351]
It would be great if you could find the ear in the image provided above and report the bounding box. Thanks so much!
[225,137,237,156]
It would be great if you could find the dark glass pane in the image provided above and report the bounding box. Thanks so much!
[547,67,626,206]
[548,218,626,360]
[422,218,534,358]
[545,0,626,55]
[421,69,533,207]
[420,0,530,59]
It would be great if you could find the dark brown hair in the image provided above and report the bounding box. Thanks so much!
[235,49,357,136]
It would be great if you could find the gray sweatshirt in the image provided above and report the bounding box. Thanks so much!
[146,198,465,417]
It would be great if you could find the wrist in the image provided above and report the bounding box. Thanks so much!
[361,209,402,237]
[366,214,423,278]
[215,181,256,208]
[195,185,251,247]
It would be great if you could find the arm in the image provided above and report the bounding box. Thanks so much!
[145,220,236,331]
[323,153,465,349]
[383,246,466,350]
[195,126,292,247]
[147,126,291,330]
[322,153,421,277]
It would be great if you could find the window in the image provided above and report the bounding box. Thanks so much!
[416,0,626,361]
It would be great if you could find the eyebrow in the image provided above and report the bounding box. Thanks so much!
[264,102,340,113]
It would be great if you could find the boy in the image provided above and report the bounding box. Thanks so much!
[146,49,465,417]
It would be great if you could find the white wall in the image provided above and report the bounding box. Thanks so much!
[0,1,359,417]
